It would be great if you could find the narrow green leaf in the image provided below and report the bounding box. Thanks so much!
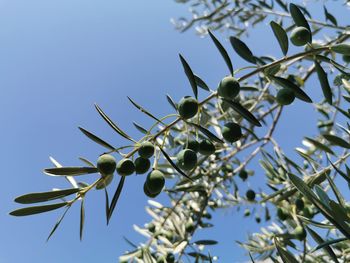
[194,74,210,91]
[275,0,288,12]
[107,175,125,224]
[274,237,299,263]
[312,237,348,253]
[222,99,262,127]
[323,134,350,149]
[306,226,340,263]
[328,159,350,184]
[133,122,147,134]
[127,97,164,124]
[331,44,350,56]
[10,202,68,217]
[230,37,256,64]
[188,122,224,144]
[78,127,115,150]
[80,198,85,241]
[79,157,95,167]
[314,185,331,209]
[323,6,338,26]
[297,215,335,229]
[15,188,80,204]
[289,3,311,32]
[179,54,198,98]
[326,174,346,209]
[208,30,233,75]
[315,61,332,105]
[329,200,350,224]
[44,167,98,176]
[104,188,109,224]
[94,104,134,142]
[270,21,289,56]
[47,206,71,241]
[193,240,218,245]
[271,76,312,103]
[304,137,334,155]
[166,94,177,111]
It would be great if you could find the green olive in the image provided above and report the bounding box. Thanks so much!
[217,76,240,99]
[138,141,155,159]
[222,122,242,143]
[176,149,197,170]
[178,96,198,119]
[116,158,135,176]
[97,154,116,177]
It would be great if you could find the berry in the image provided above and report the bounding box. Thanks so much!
[138,141,155,159]
[134,157,151,174]
[343,55,350,63]
[178,96,198,119]
[145,170,165,195]
[276,88,295,105]
[183,139,199,152]
[97,154,116,177]
[290,26,311,46]
[293,226,307,241]
[244,209,251,217]
[146,222,156,232]
[277,207,288,221]
[176,149,197,170]
[185,222,195,233]
[116,158,135,176]
[198,139,215,156]
[295,198,304,211]
[143,182,159,198]
[246,189,256,201]
[222,164,233,173]
[255,215,261,224]
[222,122,242,143]
[217,76,240,99]
[239,170,248,181]
[95,174,114,190]
[166,253,175,263]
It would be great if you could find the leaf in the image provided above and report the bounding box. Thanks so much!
[208,30,233,75]
[315,61,332,105]
[304,137,334,155]
[194,74,210,91]
[46,206,71,241]
[10,202,68,217]
[166,94,177,111]
[15,188,80,204]
[297,215,335,229]
[271,76,312,103]
[326,174,346,209]
[328,158,350,184]
[306,226,340,263]
[274,237,299,263]
[188,122,224,143]
[107,175,125,224]
[94,104,133,142]
[79,157,95,167]
[230,37,256,64]
[222,99,262,127]
[323,6,337,26]
[179,54,198,98]
[44,167,98,176]
[289,3,311,33]
[158,146,192,181]
[193,240,218,245]
[127,97,164,124]
[331,44,350,55]
[312,237,348,253]
[270,21,289,56]
[80,198,85,241]
[104,188,109,224]
[133,122,148,134]
[78,127,115,150]
[323,134,350,149]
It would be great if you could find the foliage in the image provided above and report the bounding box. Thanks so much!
[10,1,350,262]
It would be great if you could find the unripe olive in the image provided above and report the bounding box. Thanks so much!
[97,154,116,177]
[255,215,261,224]
[222,122,242,143]
[293,226,307,241]
[277,207,288,221]
[290,26,311,46]
[246,189,256,201]
[276,88,295,105]
[295,198,304,211]
[222,164,233,173]
[116,158,135,176]
[95,174,114,190]
[185,222,195,233]
[134,157,151,174]
[244,209,251,217]
[145,170,165,195]
[217,76,240,99]
[343,55,350,63]
[138,141,155,159]
[146,222,156,232]
[143,182,159,198]
[166,253,175,263]
[176,149,197,170]
[156,256,166,263]
[183,139,199,152]
[239,170,248,181]
[178,96,198,119]
[198,139,215,156]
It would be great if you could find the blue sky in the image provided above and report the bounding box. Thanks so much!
[0,1,348,262]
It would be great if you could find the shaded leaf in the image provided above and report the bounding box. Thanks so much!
[133,122,148,134]
[15,188,80,204]
[315,61,332,105]
[10,202,68,217]
[127,97,164,124]
[179,54,198,98]
[230,37,256,64]
[326,174,346,209]
[107,175,125,224]
[271,76,312,103]
[270,21,289,56]
[193,240,218,245]
[289,3,311,32]
[44,167,98,176]
[78,127,115,150]
[312,237,348,253]
[323,134,350,149]
[331,44,350,55]
[47,206,71,241]
[188,122,224,143]
[166,94,177,111]
[208,30,233,75]
[80,198,85,241]
[222,99,262,127]
[304,137,334,155]
[194,74,210,91]
[274,237,299,263]
[324,6,337,26]
[297,215,335,229]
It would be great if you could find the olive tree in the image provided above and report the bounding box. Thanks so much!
[10,1,350,262]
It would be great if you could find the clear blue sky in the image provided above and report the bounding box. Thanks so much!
[0,1,347,262]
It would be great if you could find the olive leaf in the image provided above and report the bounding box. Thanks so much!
[328,158,350,184]
[323,6,338,26]
[230,37,256,64]
[304,137,334,155]
[166,94,177,111]
[179,54,198,99]
[10,202,68,217]
[274,237,299,263]
[271,76,312,103]
[187,122,224,144]
[306,226,340,263]
[104,188,109,224]
[95,104,134,142]
[297,215,335,229]
[79,157,95,167]
[107,175,125,224]
[127,97,165,124]
[15,188,80,204]
[193,240,218,245]
[311,237,348,253]
[46,206,71,241]
[331,44,350,56]
[270,21,288,56]
[208,30,233,75]
[222,99,262,127]
[315,61,332,105]
[78,127,115,150]
[80,198,85,241]
[289,3,311,33]
[194,74,210,91]
[133,122,148,134]
[323,134,350,149]
[326,174,346,209]
[44,167,98,176]
[275,0,288,12]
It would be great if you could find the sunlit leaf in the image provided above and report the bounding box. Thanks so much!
[222,99,262,127]
[271,76,312,103]
[44,167,98,176]
[15,188,80,204]
[10,202,68,217]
